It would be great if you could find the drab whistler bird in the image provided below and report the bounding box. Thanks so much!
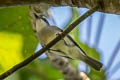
[34,13,103,71]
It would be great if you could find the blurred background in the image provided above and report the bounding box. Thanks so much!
[0,6,120,80]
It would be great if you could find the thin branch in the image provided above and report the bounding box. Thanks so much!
[0,5,98,79]
[108,60,120,79]
[86,16,92,45]
[46,7,90,80]
[105,40,120,73]
[112,61,120,74]
[94,13,105,48]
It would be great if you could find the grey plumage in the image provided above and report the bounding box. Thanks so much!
[34,14,103,71]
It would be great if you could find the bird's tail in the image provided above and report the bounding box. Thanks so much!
[83,56,103,71]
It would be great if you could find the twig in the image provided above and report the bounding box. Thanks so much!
[44,7,90,80]
[94,13,105,48]
[105,40,120,73]
[86,15,92,45]
[108,60,120,79]
[0,5,98,80]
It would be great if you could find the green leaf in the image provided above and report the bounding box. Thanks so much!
[0,6,38,74]
[26,59,64,80]
[89,69,106,80]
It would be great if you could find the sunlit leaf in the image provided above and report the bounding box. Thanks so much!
[89,69,106,80]
[0,32,24,74]
[0,6,38,74]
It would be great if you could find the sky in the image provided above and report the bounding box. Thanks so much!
[36,6,120,80]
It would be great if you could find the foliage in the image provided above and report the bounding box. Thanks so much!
[0,6,64,80]
[0,6,106,80]
[0,6,38,74]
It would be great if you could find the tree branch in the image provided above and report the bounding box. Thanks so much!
[31,5,90,80]
[0,5,98,80]
[1,0,120,15]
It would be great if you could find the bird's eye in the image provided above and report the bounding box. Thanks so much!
[34,13,39,18]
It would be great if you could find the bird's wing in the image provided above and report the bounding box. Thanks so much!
[66,35,87,56]
[53,26,87,56]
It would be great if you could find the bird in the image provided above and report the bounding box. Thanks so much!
[34,13,103,71]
